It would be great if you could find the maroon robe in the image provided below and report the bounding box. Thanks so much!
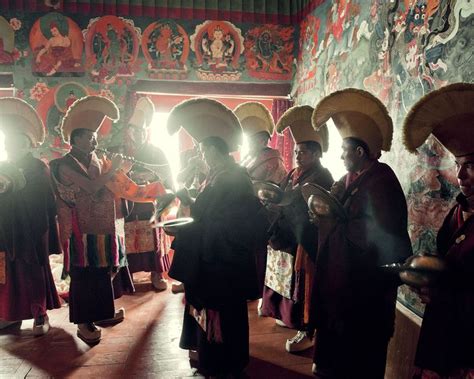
[261,162,333,329]
[243,147,287,295]
[414,196,474,377]
[311,161,412,378]
[0,154,61,321]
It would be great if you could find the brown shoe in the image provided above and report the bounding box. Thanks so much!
[171,282,185,294]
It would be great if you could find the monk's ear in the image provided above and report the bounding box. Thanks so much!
[355,146,366,158]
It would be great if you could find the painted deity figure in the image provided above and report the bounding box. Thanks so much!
[34,22,79,76]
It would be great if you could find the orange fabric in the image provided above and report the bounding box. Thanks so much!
[294,244,316,324]
[101,159,166,203]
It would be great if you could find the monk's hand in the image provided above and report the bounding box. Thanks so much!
[189,155,207,173]
[0,178,11,194]
[120,159,133,174]
[330,180,345,200]
[308,209,319,225]
[110,153,124,171]
[413,286,432,304]
[464,194,474,213]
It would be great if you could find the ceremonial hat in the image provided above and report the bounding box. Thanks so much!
[60,95,119,144]
[403,83,474,157]
[167,98,243,152]
[129,96,155,129]
[234,101,274,137]
[0,97,45,147]
[312,88,393,158]
[276,105,329,152]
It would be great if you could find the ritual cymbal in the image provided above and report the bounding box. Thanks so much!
[153,217,194,236]
[381,253,446,288]
[301,183,347,219]
[253,180,284,205]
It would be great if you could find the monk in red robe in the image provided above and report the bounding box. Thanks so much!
[404,83,474,379]
[0,98,61,335]
[310,89,412,378]
[51,96,165,344]
[235,101,287,303]
[261,105,333,353]
[167,99,262,377]
[111,97,173,292]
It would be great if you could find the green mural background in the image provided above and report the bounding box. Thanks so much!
[292,0,474,316]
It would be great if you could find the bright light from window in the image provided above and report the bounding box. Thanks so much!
[0,130,6,161]
[149,112,179,189]
[320,118,346,181]
[240,134,249,159]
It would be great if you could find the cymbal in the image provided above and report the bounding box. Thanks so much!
[381,254,446,288]
[301,183,347,219]
[0,162,27,192]
[253,180,284,204]
[153,217,194,236]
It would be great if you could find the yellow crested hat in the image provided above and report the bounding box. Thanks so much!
[276,105,328,152]
[312,88,393,157]
[167,98,243,152]
[0,97,45,147]
[234,101,274,137]
[129,96,155,128]
[403,83,474,157]
[60,95,119,144]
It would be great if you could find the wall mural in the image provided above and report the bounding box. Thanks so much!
[190,20,244,81]
[0,16,22,65]
[84,15,141,84]
[294,0,474,316]
[0,11,295,160]
[142,20,189,80]
[244,24,294,80]
[30,13,83,77]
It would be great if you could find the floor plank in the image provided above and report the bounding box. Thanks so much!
[0,276,313,378]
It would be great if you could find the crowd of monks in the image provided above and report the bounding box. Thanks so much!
[0,83,472,379]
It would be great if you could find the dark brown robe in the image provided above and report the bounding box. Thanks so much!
[261,162,333,329]
[243,147,288,295]
[170,157,263,376]
[311,161,412,379]
[414,196,474,377]
[0,154,61,320]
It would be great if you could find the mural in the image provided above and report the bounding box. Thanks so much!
[142,20,189,80]
[30,12,83,76]
[83,15,141,84]
[0,16,25,65]
[0,11,298,166]
[294,0,474,316]
[296,15,320,93]
[190,20,244,81]
[244,24,294,80]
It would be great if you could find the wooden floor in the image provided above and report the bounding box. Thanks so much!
[0,278,313,378]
